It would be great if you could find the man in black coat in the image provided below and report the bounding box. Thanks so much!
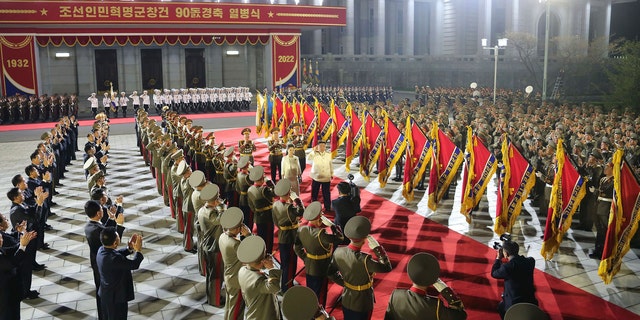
[83,201,125,320]
[0,218,37,320]
[491,240,538,319]
[7,186,47,300]
[331,182,360,243]
[96,227,143,320]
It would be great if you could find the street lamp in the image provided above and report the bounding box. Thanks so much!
[541,0,551,100]
[482,38,508,104]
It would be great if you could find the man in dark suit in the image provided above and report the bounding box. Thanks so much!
[0,218,38,320]
[7,186,47,300]
[331,182,360,243]
[83,201,125,320]
[96,227,143,320]
[491,240,538,319]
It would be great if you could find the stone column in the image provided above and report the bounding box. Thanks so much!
[404,0,415,55]
[344,0,355,55]
[312,0,323,55]
[376,0,385,55]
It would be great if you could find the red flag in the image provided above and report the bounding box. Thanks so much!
[540,139,587,260]
[317,104,333,142]
[271,96,285,137]
[599,150,640,284]
[359,111,383,181]
[427,122,463,211]
[494,136,536,235]
[345,103,362,171]
[331,101,349,158]
[282,99,295,139]
[378,112,406,188]
[460,127,497,222]
[402,117,431,202]
[301,101,317,148]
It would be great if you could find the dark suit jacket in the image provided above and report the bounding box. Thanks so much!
[96,246,144,304]
[0,243,26,317]
[9,202,42,233]
[331,196,358,231]
[84,220,124,268]
[491,255,538,310]
[385,288,467,320]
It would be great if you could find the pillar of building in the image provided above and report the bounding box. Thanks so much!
[603,0,611,48]
[376,0,385,55]
[312,0,323,55]
[344,0,354,55]
[430,0,443,55]
[404,0,415,55]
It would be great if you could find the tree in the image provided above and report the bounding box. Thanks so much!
[505,31,542,90]
[606,40,640,107]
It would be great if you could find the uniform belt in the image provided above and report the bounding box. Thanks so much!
[306,252,332,260]
[598,197,613,202]
[278,223,299,231]
[216,171,224,174]
[227,178,237,182]
[255,205,272,212]
[343,281,373,291]
[240,191,247,195]
[270,152,283,156]
[240,153,252,156]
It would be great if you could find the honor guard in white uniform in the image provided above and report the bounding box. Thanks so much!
[183,89,192,113]
[211,88,220,112]
[192,89,201,112]
[243,87,253,111]
[88,93,99,117]
[129,91,140,113]
[101,93,111,118]
[228,88,237,111]
[219,89,228,111]
[152,89,162,114]
[237,236,282,320]
[219,207,252,320]
[118,92,129,117]
[173,89,182,112]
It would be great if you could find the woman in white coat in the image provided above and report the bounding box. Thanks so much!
[281,144,302,195]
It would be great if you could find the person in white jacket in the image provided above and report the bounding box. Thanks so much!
[308,140,333,211]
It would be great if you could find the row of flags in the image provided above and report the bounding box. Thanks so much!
[302,58,320,85]
[254,94,640,283]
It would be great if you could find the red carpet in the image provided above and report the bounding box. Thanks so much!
[213,127,640,320]
[0,112,254,132]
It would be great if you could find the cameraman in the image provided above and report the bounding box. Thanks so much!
[491,240,538,319]
[331,181,360,238]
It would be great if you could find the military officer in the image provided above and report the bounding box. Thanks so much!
[272,179,305,293]
[197,183,225,307]
[237,236,282,320]
[219,207,252,320]
[189,170,209,275]
[223,147,239,207]
[288,123,308,173]
[385,253,466,320]
[236,156,254,231]
[88,93,99,118]
[177,161,196,252]
[268,128,285,182]
[239,128,257,165]
[141,90,150,112]
[282,286,335,320]
[129,91,140,113]
[247,166,276,254]
[168,150,184,222]
[101,92,111,118]
[329,216,392,320]
[294,201,344,307]
[118,92,129,117]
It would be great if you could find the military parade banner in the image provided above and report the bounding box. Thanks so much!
[345,102,362,171]
[0,35,37,96]
[427,122,463,211]
[331,101,349,158]
[402,117,431,202]
[360,111,384,181]
[378,111,406,188]
[541,140,586,260]
[301,101,317,148]
[495,136,536,235]
[272,35,300,89]
[460,127,497,222]
[0,1,346,26]
[599,150,640,284]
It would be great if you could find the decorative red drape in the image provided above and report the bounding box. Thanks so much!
[36,35,269,47]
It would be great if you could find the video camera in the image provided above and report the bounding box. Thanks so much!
[492,233,512,250]
[346,174,362,213]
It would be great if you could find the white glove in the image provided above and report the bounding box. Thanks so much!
[589,186,595,193]
[320,215,334,227]
[433,278,448,292]
[535,171,542,178]
[367,235,380,249]
[290,192,299,201]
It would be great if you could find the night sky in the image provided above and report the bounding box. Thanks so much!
[611,1,640,41]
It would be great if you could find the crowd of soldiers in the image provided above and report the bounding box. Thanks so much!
[272,85,393,105]
[0,94,80,124]
[1,115,79,317]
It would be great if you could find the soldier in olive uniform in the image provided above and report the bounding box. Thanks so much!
[197,184,225,307]
[239,128,257,165]
[282,286,335,320]
[237,236,282,320]
[189,170,209,275]
[385,253,466,320]
[247,166,276,254]
[219,207,252,320]
[590,161,614,259]
[223,147,239,207]
[288,123,308,173]
[236,156,254,231]
[177,161,196,252]
[272,179,305,293]
[268,128,285,182]
[329,216,392,320]
[294,201,344,307]
[169,150,185,223]
[161,144,179,207]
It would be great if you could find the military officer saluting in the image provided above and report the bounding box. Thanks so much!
[294,201,344,307]
[236,156,254,231]
[272,179,305,293]
[247,166,276,254]
[237,236,282,320]
[197,183,225,307]
[219,207,252,320]
[385,253,466,320]
[268,128,285,182]
[288,122,308,173]
[223,147,239,207]
[239,128,256,165]
[329,216,392,320]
